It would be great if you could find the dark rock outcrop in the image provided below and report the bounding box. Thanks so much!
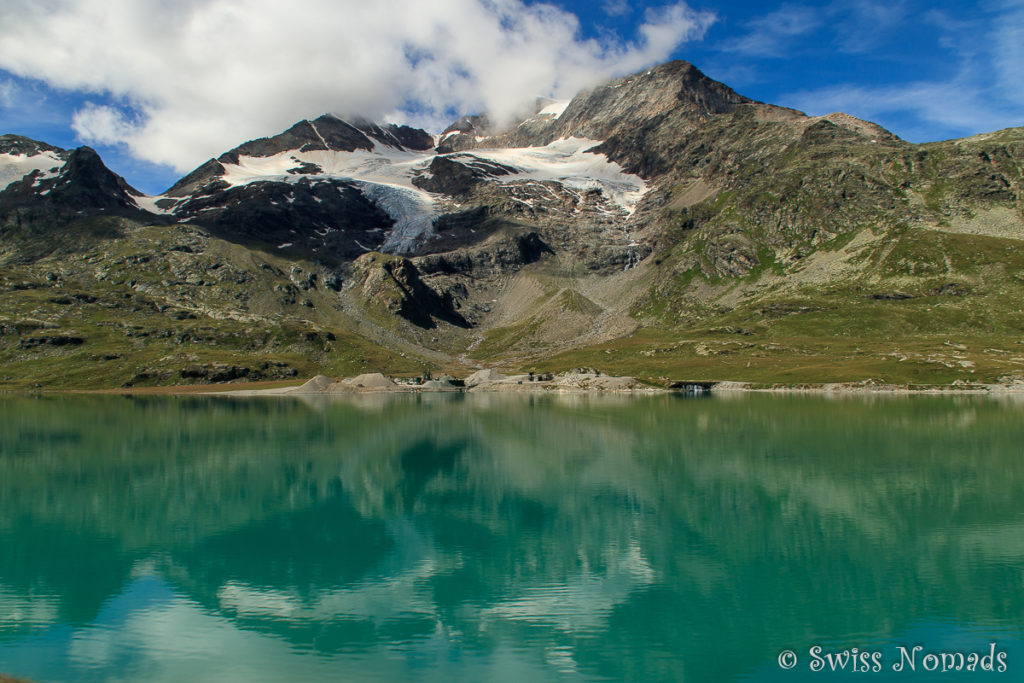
[352,253,469,329]
[1,146,143,213]
[173,177,394,262]
[411,154,516,196]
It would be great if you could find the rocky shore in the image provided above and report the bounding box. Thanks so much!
[219,369,666,396]
[212,372,1024,398]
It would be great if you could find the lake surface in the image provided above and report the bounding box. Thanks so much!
[1,392,1023,681]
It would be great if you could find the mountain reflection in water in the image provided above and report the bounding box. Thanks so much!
[1,393,1023,682]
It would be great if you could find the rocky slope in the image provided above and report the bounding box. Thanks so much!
[2,61,1023,388]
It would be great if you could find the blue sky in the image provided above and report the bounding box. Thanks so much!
[1,0,1021,195]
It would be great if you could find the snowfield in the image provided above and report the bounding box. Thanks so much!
[359,183,439,253]
[472,138,647,213]
[219,147,441,253]
[0,151,64,192]
[142,134,649,253]
[217,137,647,212]
[536,99,571,119]
[132,194,179,214]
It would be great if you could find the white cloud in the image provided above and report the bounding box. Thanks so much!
[993,0,1024,104]
[722,4,822,57]
[721,1,911,58]
[783,79,1020,142]
[71,102,138,145]
[780,0,1024,142]
[832,0,909,54]
[602,0,632,18]
[0,78,14,109]
[0,0,713,172]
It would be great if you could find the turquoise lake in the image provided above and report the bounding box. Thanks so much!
[1,393,1023,681]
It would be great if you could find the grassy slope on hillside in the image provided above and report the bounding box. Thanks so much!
[0,223,425,389]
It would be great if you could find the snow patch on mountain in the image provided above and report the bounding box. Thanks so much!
[219,147,433,191]
[208,136,646,251]
[537,100,571,119]
[470,138,647,213]
[132,194,178,214]
[218,146,440,253]
[358,183,438,253]
[219,138,646,213]
[0,151,64,192]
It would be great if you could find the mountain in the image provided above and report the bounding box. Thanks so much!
[1,135,147,214]
[2,61,1023,389]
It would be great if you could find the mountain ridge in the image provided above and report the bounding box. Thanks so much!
[1,60,1023,389]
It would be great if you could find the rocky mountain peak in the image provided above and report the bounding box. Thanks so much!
[0,134,67,158]
[438,60,751,156]
[1,135,69,195]
[438,114,494,144]
[165,114,436,198]
[52,147,144,210]
[222,114,434,162]
[0,141,143,217]
[556,60,750,136]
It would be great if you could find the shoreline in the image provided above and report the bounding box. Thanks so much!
[712,380,1024,395]
[212,371,671,397]
[7,374,1024,397]
[208,374,1024,398]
